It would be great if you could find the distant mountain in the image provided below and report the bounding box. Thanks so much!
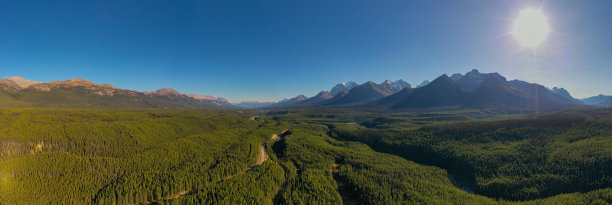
[271,79,411,108]
[550,87,583,104]
[330,81,358,96]
[298,91,333,105]
[372,70,579,111]
[185,94,229,105]
[325,81,394,105]
[0,76,42,91]
[234,101,277,108]
[0,76,229,108]
[279,95,308,105]
[267,92,331,108]
[451,69,501,92]
[581,94,612,105]
[601,98,612,107]
[450,73,463,81]
[416,80,430,88]
[144,88,231,106]
[380,80,411,93]
[374,75,469,109]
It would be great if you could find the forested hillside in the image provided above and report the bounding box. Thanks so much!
[330,109,612,201]
[1,108,611,204]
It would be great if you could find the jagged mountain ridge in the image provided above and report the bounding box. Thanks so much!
[416,80,430,88]
[325,81,396,105]
[276,79,413,107]
[330,81,358,96]
[274,69,590,111]
[550,87,583,104]
[372,70,580,111]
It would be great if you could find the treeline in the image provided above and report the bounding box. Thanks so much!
[3,108,612,204]
[329,111,612,201]
[0,109,274,204]
[267,123,496,204]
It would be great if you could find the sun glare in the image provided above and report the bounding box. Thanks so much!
[513,8,550,48]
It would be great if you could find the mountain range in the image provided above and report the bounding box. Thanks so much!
[0,76,228,108]
[0,71,609,110]
[266,69,610,111]
[581,94,611,106]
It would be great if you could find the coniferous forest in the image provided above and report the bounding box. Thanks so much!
[3,0,612,204]
[0,108,611,204]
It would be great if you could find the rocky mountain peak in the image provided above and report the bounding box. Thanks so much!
[148,88,181,96]
[330,81,359,96]
[1,76,42,90]
[417,80,430,88]
[450,73,463,81]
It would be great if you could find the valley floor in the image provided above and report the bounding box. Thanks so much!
[0,108,611,204]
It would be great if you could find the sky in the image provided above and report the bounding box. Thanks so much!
[0,0,611,103]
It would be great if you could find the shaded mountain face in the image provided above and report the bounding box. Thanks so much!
[267,93,325,108]
[551,87,583,104]
[304,91,332,102]
[234,101,277,108]
[379,75,472,109]
[330,81,358,96]
[452,69,506,92]
[416,80,430,88]
[0,76,229,108]
[274,79,412,107]
[380,79,411,93]
[601,98,612,106]
[279,95,308,104]
[283,91,334,106]
[325,81,394,105]
[374,70,580,111]
[581,94,612,105]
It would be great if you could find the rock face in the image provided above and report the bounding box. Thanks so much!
[296,91,333,105]
[392,79,411,91]
[47,78,115,88]
[550,87,582,104]
[325,81,395,105]
[330,81,358,96]
[0,76,42,90]
[380,79,411,93]
[372,70,580,111]
[145,88,181,96]
[186,94,229,105]
[417,80,430,88]
[0,77,118,95]
[280,95,308,104]
[0,76,230,108]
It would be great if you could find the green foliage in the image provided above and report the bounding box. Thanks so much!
[1,108,612,204]
[0,109,277,204]
[330,109,612,201]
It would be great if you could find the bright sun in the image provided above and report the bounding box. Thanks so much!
[513,8,550,48]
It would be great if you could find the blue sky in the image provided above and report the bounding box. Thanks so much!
[0,0,610,102]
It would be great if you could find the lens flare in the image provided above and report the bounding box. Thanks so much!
[513,8,550,48]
